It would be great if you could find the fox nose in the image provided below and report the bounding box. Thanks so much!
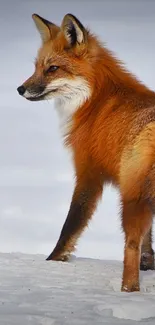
[17,85,26,96]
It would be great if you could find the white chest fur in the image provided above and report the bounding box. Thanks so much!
[53,77,91,135]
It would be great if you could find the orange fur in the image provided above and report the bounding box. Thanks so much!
[18,13,155,292]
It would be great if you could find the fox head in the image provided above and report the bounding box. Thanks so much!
[17,13,100,114]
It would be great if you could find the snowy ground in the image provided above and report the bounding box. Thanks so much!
[0,254,155,324]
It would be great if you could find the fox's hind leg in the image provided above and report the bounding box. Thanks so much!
[120,123,155,290]
[121,200,152,292]
[139,165,155,271]
[140,227,154,271]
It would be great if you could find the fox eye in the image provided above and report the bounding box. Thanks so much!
[46,66,59,73]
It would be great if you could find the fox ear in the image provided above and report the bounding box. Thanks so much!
[32,14,59,43]
[61,14,87,47]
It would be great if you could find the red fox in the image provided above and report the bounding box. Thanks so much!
[17,13,155,292]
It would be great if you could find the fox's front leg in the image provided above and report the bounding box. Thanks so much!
[46,171,103,261]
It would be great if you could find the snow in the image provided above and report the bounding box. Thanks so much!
[0,253,155,324]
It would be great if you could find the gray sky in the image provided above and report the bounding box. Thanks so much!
[0,0,155,260]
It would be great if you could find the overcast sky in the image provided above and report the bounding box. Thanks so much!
[0,0,155,261]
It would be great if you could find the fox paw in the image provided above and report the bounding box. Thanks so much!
[121,284,140,292]
[140,252,154,271]
[46,251,71,262]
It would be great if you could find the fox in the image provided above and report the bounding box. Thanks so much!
[17,13,155,292]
